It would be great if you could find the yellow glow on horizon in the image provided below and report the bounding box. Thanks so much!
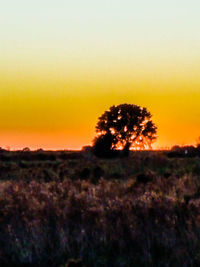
[0,63,200,150]
[1,0,200,150]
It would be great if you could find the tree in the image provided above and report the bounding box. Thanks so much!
[93,131,116,158]
[93,103,157,157]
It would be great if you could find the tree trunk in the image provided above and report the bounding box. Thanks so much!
[122,142,131,157]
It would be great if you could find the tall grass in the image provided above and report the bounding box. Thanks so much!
[1,170,200,266]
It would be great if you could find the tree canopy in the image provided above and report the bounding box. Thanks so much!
[93,103,157,157]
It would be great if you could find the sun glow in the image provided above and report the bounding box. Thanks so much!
[0,1,199,150]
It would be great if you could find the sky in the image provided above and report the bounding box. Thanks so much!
[0,0,200,150]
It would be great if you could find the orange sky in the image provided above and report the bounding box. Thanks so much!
[0,64,200,150]
[1,1,200,150]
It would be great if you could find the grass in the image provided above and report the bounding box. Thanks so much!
[0,150,200,266]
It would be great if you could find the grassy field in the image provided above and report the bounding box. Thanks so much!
[0,150,200,266]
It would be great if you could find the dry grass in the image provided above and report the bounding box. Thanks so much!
[0,150,200,266]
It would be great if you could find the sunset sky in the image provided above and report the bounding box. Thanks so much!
[0,1,200,150]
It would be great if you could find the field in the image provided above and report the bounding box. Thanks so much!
[1,149,200,266]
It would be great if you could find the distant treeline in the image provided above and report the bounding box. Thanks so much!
[168,145,200,158]
[0,149,83,161]
[0,144,200,162]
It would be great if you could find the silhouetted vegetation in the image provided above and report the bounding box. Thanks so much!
[1,150,200,265]
[0,150,83,162]
[93,103,157,158]
[168,145,200,158]
[93,132,116,158]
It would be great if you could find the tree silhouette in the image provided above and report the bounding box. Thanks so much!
[93,103,157,157]
[93,131,115,158]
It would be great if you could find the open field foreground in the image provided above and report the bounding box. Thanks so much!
[1,150,200,266]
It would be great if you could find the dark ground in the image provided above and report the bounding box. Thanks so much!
[0,149,200,266]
